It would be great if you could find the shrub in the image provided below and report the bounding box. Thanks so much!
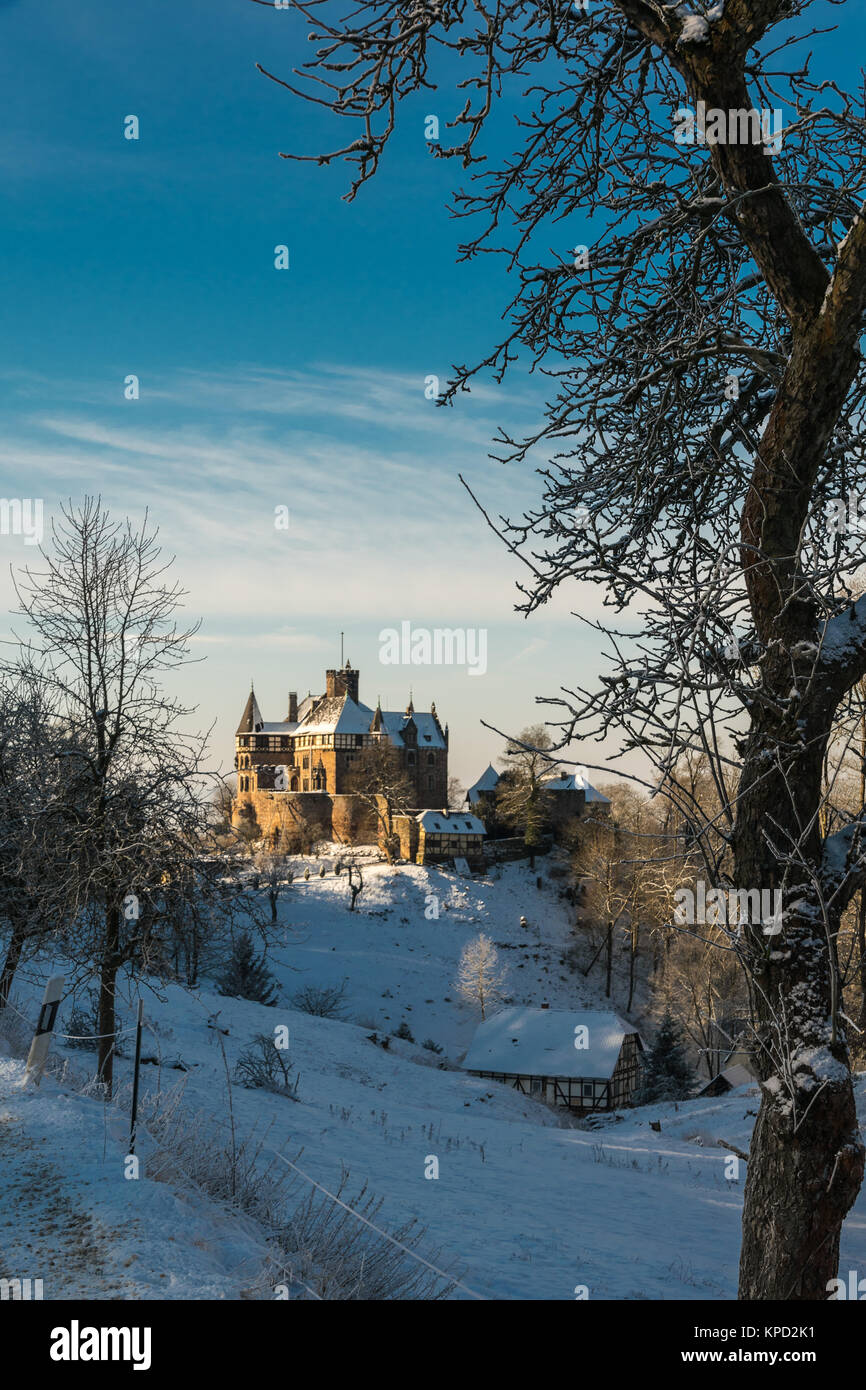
[393,1019,415,1043]
[421,1038,443,1055]
[291,980,348,1019]
[234,1033,300,1100]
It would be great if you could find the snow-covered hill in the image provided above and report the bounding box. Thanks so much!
[3,855,866,1300]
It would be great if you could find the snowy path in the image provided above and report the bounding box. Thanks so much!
[0,1058,274,1300]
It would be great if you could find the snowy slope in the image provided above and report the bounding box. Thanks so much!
[3,855,866,1300]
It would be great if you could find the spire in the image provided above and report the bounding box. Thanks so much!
[370,699,384,733]
[236,686,264,735]
[405,690,414,716]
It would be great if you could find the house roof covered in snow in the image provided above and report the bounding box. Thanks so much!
[467,764,500,803]
[417,811,486,836]
[462,1007,638,1079]
[545,769,610,803]
[696,1064,755,1095]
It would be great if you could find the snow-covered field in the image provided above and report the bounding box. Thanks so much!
[3,854,866,1300]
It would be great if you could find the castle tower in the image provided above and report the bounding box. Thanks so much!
[325,660,360,703]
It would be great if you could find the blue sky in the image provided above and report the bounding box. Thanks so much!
[0,0,861,787]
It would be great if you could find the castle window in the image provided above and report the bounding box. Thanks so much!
[302,754,309,769]
[407,752,415,765]
[426,753,435,766]
[427,775,434,790]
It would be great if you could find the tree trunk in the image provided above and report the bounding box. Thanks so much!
[858,889,866,1037]
[0,919,26,1009]
[739,1076,863,1298]
[605,922,612,998]
[627,923,637,1012]
[97,902,122,1096]
[734,710,865,1298]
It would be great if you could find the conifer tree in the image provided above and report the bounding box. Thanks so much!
[638,1011,693,1104]
[216,930,278,1006]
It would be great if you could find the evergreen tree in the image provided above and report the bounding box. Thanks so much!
[638,1011,693,1104]
[216,931,279,1006]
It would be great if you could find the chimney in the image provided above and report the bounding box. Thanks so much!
[287,691,298,724]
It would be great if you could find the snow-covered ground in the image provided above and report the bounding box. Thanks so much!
[3,854,866,1300]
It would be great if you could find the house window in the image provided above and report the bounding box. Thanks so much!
[530,1079,543,1096]
[582,1082,594,1099]
[355,734,363,747]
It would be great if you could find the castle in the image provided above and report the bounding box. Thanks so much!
[232,661,449,844]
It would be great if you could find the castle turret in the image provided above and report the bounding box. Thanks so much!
[236,686,263,735]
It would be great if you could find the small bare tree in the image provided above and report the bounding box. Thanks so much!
[455,933,508,1021]
[346,741,414,863]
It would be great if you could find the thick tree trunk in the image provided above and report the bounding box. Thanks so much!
[739,1074,863,1299]
[734,710,865,1297]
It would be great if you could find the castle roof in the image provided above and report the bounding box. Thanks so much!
[295,694,375,737]
[379,710,446,749]
[235,672,445,749]
[467,764,500,802]
[236,688,264,735]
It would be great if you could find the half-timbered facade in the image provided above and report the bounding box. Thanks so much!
[462,1007,645,1113]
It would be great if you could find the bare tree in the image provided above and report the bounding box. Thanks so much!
[496,725,557,868]
[455,933,508,1021]
[0,677,72,1006]
[262,0,866,1298]
[6,498,229,1093]
[254,848,293,924]
[346,741,414,863]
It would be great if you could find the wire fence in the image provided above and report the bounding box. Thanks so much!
[0,988,490,1301]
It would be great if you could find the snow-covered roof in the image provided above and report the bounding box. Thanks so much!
[467,764,500,803]
[574,768,611,803]
[462,1007,638,1079]
[469,764,500,793]
[296,696,375,737]
[379,710,446,749]
[417,811,486,836]
[543,770,611,803]
[696,1064,755,1094]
